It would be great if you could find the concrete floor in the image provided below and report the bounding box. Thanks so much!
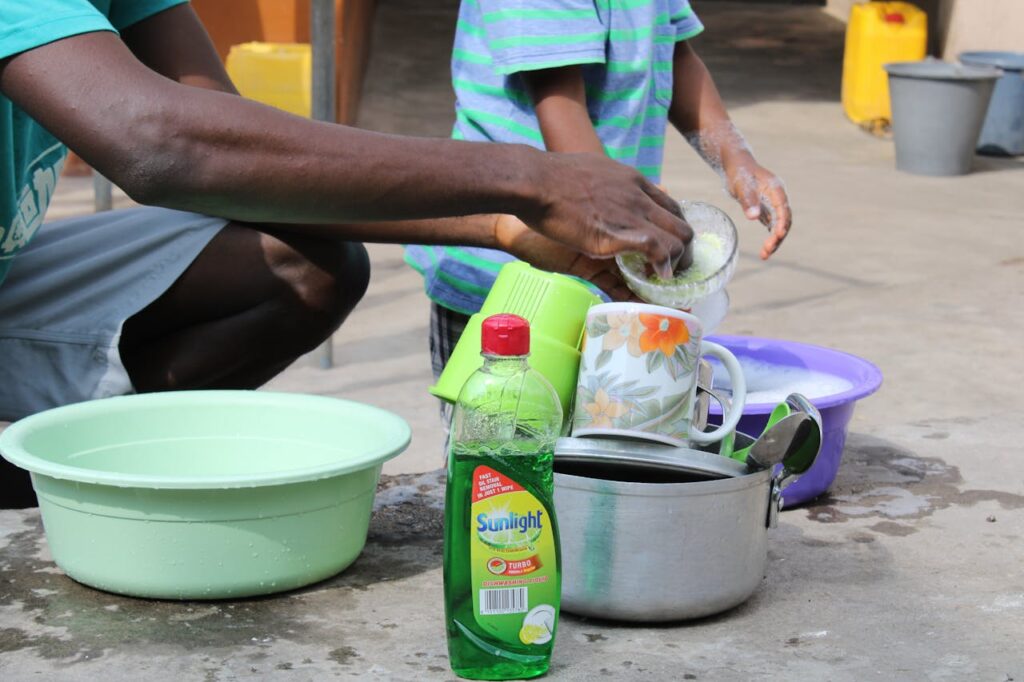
[2,1,1023,680]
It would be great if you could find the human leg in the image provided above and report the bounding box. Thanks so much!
[120,223,369,391]
[429,302,471,460]
[429,301,471,420]
[0,208,368,508]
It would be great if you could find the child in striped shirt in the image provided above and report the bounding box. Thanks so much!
[406,0,792,396]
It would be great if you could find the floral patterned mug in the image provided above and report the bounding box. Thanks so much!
[572,302,747,447]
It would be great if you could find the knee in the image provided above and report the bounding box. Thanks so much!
[269,237,370,345]
[331,241,371,315]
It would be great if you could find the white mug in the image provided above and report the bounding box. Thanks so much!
[572,302,746,447]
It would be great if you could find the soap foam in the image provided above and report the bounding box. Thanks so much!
[711,356,854,405]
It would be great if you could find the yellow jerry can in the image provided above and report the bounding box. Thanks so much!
[226,42,312,118]
[842,2,927,126]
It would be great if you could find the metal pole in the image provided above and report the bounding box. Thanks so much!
[92,171,113,212]
[311,0,337,369]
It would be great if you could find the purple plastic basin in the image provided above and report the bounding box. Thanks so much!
[706,335,883,506]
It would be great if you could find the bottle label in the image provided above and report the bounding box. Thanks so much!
[470,465,558,646]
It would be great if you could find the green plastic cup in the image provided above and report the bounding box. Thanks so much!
[430,262,600,414]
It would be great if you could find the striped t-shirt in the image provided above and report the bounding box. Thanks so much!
[405,0,704,315]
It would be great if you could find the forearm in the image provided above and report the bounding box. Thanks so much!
[261,214,500,248]
[0,32,542,226]
[667,43,753,171]
[125,86,542,224]
[116,8,520,229]
[668,43,791,258]
[2,29,691,271]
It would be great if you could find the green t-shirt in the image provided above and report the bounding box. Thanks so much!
[0,0,187,286]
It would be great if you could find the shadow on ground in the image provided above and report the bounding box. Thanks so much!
[692,2,846,109]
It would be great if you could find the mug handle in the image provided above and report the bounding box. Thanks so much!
[688,342,747,445]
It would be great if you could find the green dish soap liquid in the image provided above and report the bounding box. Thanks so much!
[444,314,564,680]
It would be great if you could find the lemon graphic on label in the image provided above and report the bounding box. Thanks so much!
[519,624,548,645]
[519,605,555,646]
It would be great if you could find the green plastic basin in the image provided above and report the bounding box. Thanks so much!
[0,391,411,600]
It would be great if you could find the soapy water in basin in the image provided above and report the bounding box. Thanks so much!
[711,356,854,405]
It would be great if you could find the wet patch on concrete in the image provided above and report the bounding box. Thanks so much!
[327,645,360,665]
[0,470,448,666]
[784,630,830,649]
[802,434,1024,531]
[769,521,894,588]
[869,521,918,537]
[370,469,444,543]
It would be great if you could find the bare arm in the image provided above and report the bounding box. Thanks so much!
[0,30,689,276]
[668,41,791,259]
[522,66,605,155]
[120,4,238,94]
[522,64,692,268]
[262,212,632,301]
[112,5,633,296]
[120,7,502,251]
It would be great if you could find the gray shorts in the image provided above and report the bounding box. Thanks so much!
[0,207,226,421]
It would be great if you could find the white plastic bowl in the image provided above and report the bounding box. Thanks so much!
[616,201,738,309]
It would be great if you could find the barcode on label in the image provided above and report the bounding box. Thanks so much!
[479,587,529,615]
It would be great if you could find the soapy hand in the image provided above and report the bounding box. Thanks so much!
[519,152,693,278]
[494,214,637,302]
[724,158,792,260]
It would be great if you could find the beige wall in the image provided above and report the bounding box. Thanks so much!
[823,0,858,22]
[940,0,1023,58]
[825,0,1024,59]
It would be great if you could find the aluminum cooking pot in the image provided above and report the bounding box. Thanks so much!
[553,433,792,622]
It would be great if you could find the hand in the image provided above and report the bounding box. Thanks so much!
[723,156,792,260]
[518,152,693,278]
[494,214,637,302]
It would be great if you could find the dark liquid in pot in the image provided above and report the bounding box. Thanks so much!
[553,460,722,484]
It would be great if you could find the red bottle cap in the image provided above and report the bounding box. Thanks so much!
[884,12,905,23]
[481,314,530,356]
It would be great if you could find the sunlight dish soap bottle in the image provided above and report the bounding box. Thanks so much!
[444,314,563,680]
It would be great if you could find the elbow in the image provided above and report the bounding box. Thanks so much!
[101,111,204,207]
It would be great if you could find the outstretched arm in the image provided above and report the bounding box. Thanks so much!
[522,64,693,269]
[112,5,633,297]
[668,41,791,259]
[0,28,688,277]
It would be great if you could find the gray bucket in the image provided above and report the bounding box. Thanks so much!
[959,51,1024,156]
[884,60,1002,176]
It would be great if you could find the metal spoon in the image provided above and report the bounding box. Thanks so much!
[732,401,790,466]
[785,393,822,431]
[745,412,811,471]
[780,394,823,481]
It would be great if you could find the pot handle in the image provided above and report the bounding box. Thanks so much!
[766,446,823,528]
[766,476,782,529]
